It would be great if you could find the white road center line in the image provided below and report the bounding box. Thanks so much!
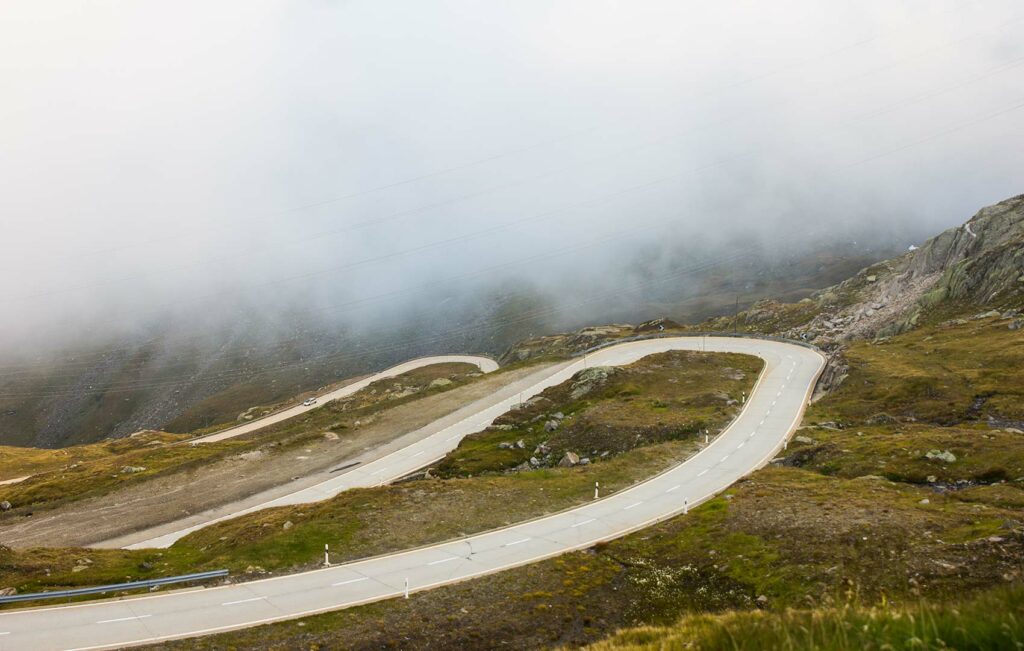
[371,468,388,475]
[332,577,369,587]
[697,469,708,477]
[0,632,10,636]
[623,501,643,510]
[572,518,596,527]
[412,451,425,457]
[428,556,458,566]
[505,538,531,547]
[222,597,266,606]
[721,455,729,463]
[97,615,152,624]
[446,435,459,442]
[665,484,681,493]
[737,441,745,449]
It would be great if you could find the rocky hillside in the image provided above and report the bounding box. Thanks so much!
[783,193,1024,345]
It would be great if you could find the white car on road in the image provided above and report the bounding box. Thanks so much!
[302,397,317,407]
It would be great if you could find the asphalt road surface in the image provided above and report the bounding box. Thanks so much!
[0,336,824,651]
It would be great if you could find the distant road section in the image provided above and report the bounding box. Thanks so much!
[191,355,499,444]
[0,337,823,651]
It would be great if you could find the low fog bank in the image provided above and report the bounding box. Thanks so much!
[2,0,1022,365]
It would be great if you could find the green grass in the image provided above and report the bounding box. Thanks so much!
[132,321,1024,650]
[583,584,1024,651]
[437,351,761,477]
[807,317,1024,427]
[136,464,1024,650]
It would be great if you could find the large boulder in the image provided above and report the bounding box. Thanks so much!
[558,451,580,467]
[569,367,615,400]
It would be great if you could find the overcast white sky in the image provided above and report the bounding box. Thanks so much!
[1,0,1022,351]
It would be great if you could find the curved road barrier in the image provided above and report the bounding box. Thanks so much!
[0,337,824,651]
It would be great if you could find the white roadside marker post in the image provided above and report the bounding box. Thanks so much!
[705,431,709,445]
[684,498,689,514]
[594,481,600,500]
[324,544,330,567]
[742,392,746,404]
[405,578,409,599]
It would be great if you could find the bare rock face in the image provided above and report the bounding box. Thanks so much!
[789,194,1024,349]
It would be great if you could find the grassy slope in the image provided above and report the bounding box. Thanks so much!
[134,319,1023,650]
[0,352,757,606]
[583,584,1024,651]
[0,363,480,516]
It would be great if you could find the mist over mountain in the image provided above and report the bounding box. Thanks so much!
[1,0,1022,445]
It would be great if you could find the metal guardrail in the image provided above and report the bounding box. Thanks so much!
[0,569,229,604]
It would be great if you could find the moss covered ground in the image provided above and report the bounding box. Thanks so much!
[133,319,1022,650]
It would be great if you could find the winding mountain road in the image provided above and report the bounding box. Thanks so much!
[0,336,824,651]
